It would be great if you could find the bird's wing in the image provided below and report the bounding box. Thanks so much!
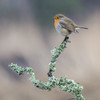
[59,21,75,32]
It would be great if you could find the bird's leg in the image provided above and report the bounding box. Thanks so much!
[75,30,79,33]
[62,36,69,44]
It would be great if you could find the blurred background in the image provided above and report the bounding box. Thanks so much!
[0,0,100,100]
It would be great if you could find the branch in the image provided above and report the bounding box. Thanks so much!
[48,36,70,77]
[9,37,85,100]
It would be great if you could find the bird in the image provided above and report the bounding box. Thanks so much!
[54,14,88,42]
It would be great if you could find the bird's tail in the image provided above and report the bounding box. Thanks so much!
[75,25,88,29]
[79,26,88,29]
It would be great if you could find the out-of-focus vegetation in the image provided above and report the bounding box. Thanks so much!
[30,0,83,27]
[0,0,100,100]
[0,0,100,29]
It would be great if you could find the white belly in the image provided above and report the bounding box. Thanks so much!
[56,22,70,36]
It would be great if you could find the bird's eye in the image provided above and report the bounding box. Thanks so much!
[55,16,59,19]
[57,17,59,19]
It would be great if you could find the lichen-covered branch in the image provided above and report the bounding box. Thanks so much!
[9,37,85,100]
[9,63,84,100]
[48,36,70,77]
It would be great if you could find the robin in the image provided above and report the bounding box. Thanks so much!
[54,14,88,42]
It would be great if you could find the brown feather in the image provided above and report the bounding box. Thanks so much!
[59,21,75,32]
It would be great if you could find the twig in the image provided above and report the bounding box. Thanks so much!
[9,37,85,100]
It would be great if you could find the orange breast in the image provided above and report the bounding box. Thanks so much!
[54,19,61,29]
